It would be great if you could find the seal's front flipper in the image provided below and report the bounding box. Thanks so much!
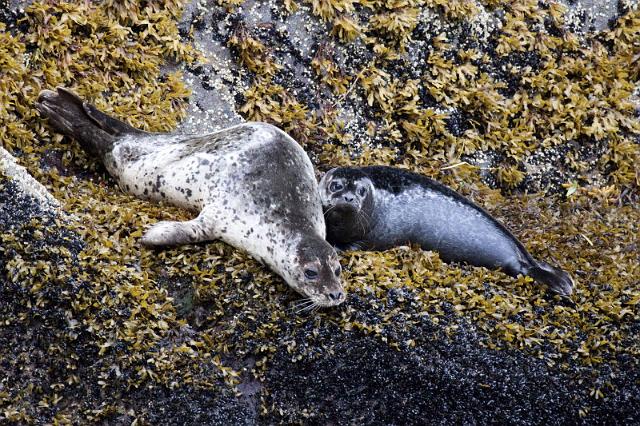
[141,208,218,247]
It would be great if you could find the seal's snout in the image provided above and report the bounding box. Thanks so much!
[328,290,344,302]
[316,267,345,307]
[321,279,345,307]
[327,201,359,215]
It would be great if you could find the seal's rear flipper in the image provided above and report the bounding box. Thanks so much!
[82,97,148,137]
[527,260,574,297]
[36,87,147,157]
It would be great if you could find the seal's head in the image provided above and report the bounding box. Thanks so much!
[319,168,375,214]
[284,235,345,307]
[319,168,376,245]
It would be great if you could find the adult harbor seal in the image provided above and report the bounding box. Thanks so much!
[36,87,344,307]
[319,166,574,296]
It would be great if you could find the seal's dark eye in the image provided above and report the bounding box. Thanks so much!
[357,187,366,196]
[304,269,318,279]
[329,181,343,192]
[334,267,341,277]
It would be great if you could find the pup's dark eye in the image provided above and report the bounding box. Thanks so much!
[357,187,366,196]
[304,269,318,279]
[334,267,341,277]
[329,181,343,192]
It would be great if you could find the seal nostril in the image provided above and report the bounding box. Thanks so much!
[328,291,343,301]
[344,195,354,203]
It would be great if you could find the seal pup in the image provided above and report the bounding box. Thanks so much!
[36,87,344,307]
[319,166,574,296]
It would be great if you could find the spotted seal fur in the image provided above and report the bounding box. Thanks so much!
[319,166,574,296]
[36,87,344,307]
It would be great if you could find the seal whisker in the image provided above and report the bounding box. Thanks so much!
[296,301,319,315]
[357,207,372,233]
[294,307,309,315]
[355,212,369,237]
[290,299,314,311]
[323,204,338,217]
[350,242,363,251]
[308,305,319,314]
[292,297,313,305]
[292,305,310,315]
[357,217,366,237]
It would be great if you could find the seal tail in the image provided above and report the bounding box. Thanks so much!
[36,87,146,157]
[526,260,574,297]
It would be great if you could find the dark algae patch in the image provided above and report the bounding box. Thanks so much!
[1,0,640,423]
[263,305,639,424]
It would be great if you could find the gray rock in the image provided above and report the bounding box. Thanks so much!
[562,0,621,31]
[0,146,60,209]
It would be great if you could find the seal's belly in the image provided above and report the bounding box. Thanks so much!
[376,189,520,269]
